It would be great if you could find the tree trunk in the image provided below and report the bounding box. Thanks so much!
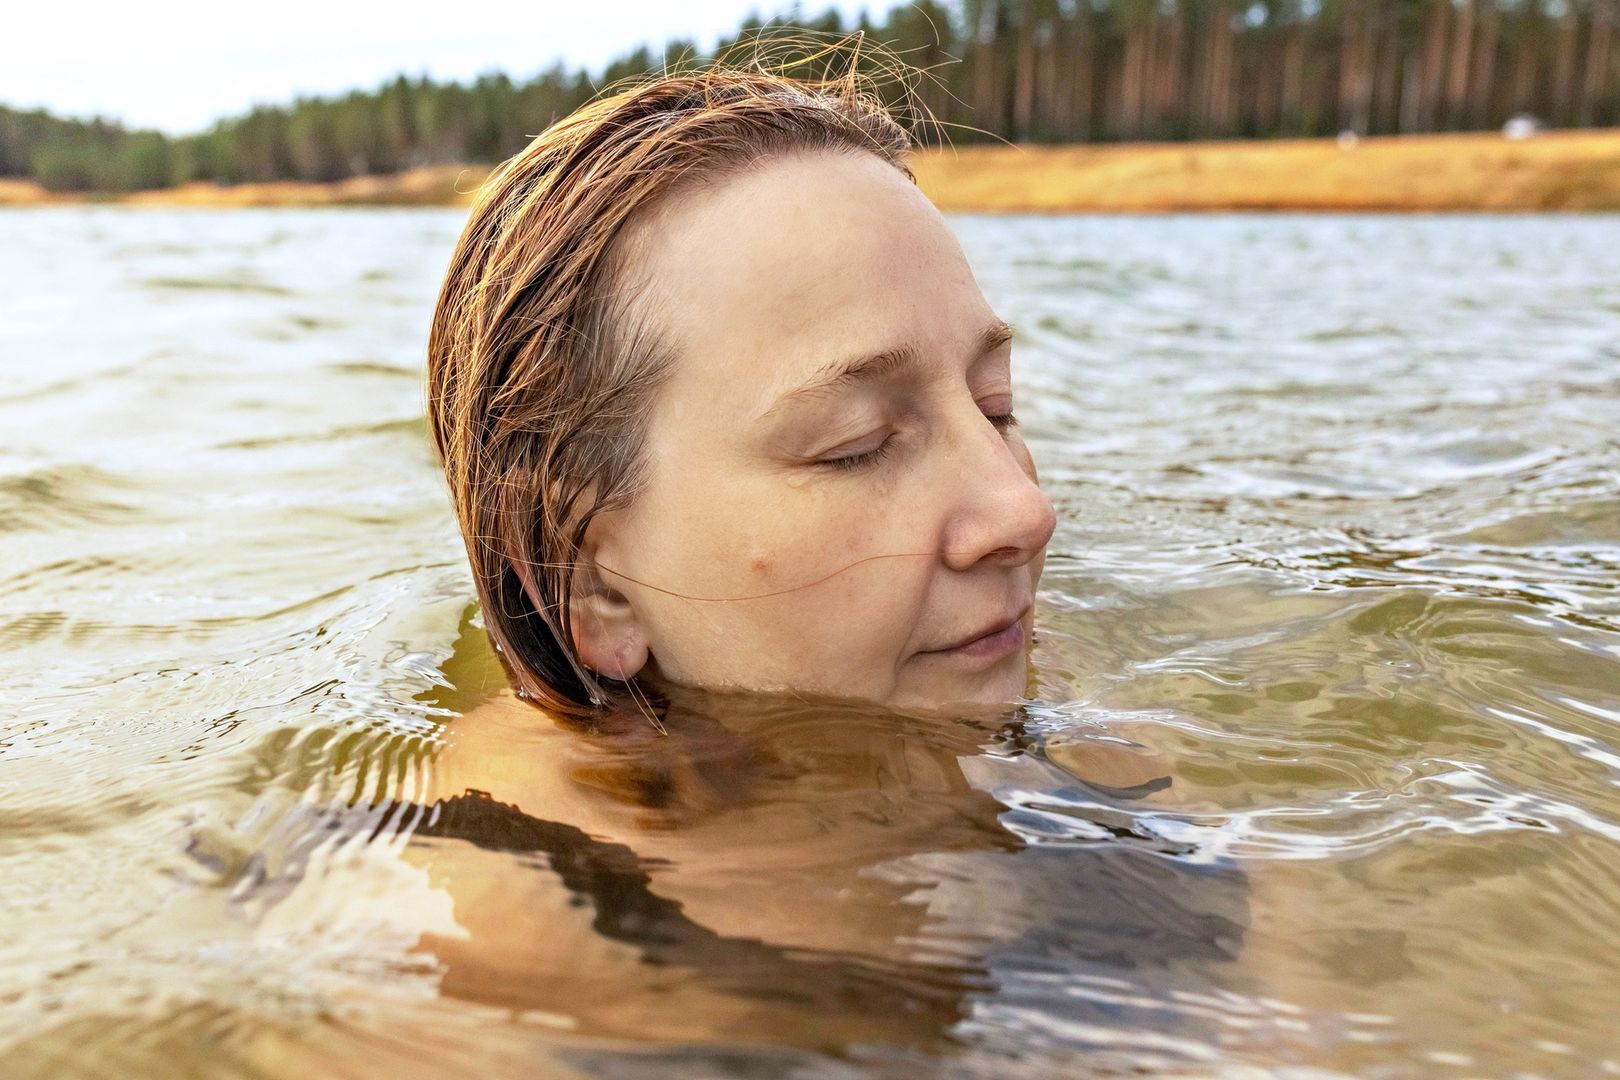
[1145,14,1167,136]
[1013,0,1036,141]
[1052,9,1075,138]
[1161,6,1186,136]
[1510,0,1543,117]
[1339,2,1360,132]
[1581,0,1615,127]
[1551,0,1580,125]
[1071,14,1095,139]
[1035,17,1057,141]
[1470,0,1500,129]
[1445,0,1477,130]
[1254,17,1279,134]
[1282,24,1306,134]
[1419,0,1451,131]
[1400,48,1423,134]
[967,0,999,140]
[1374,8,1402,135]
[1208,5,1236,134]
[1348,2,1377,135]
[1118,20,1144,137]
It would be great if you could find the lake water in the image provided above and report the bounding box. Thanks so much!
[2,208,1618,1077]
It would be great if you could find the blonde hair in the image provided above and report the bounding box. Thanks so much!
[425,37,924,718]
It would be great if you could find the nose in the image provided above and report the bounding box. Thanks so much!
[939,410,1057,574]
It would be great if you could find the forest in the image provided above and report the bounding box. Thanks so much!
[2,0,1616,193]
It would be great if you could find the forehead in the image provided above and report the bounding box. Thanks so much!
[618,149,989,411]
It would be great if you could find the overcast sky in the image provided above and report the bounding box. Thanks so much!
[3,0,884,135]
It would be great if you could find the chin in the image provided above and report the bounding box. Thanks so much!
[890,663,1032,719]
[653,649,1033,721]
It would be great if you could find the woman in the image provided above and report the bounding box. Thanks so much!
[426,49,1055,720]
[404,47,1245,1062]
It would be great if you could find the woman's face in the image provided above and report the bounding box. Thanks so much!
[571,147,1056,715]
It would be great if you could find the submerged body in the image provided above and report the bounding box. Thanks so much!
[385,683,1250,1060]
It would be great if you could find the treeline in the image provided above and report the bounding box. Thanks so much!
[3,0,1618,193]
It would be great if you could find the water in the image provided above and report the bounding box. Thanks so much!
[2,207,1618,1077]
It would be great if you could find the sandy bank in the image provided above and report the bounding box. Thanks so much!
[3,129,1618,212]
[914,128,1620,212]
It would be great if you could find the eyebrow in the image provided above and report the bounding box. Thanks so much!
[764,318,1016,418]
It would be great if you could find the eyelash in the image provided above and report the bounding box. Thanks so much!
[816,410,1019,472]
[821,441,892,472]
[987,411,1020,431]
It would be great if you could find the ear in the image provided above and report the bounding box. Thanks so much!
[565,555,651,682]
[509,541,650,684]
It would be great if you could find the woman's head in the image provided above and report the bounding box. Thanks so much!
[427,50,1054,720]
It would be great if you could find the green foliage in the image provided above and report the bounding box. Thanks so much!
[3,0,1618,193]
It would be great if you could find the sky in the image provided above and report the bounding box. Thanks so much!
[3,0,887,135]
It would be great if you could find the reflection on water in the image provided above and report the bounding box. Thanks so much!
[2,208,1618,1077]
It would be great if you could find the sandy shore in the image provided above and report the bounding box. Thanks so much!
[913,128,1620,212]
[3,128,1618,211]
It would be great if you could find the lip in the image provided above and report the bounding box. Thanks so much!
[922,605,1031,662]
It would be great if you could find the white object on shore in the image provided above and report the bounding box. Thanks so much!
[1503,114,1542,140]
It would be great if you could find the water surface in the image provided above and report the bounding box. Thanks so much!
[2,208,1618,1077]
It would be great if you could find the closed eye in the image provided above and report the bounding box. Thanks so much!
[979,390,1018,432]
[815,409,1014,472]
[816,435,894,471]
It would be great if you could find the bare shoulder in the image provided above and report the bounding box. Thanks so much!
[422,689,601,826]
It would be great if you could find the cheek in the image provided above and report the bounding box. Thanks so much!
[618,436,954,684]
[732,493,935,660]
[672,484,905,598]
[650,487,931,669]
[751,489,919,597]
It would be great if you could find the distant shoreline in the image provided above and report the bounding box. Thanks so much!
[4,128,1618,212]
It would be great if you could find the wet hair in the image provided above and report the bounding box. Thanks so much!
[425,37,923,717]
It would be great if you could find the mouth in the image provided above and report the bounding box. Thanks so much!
[920,605,1031,663]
